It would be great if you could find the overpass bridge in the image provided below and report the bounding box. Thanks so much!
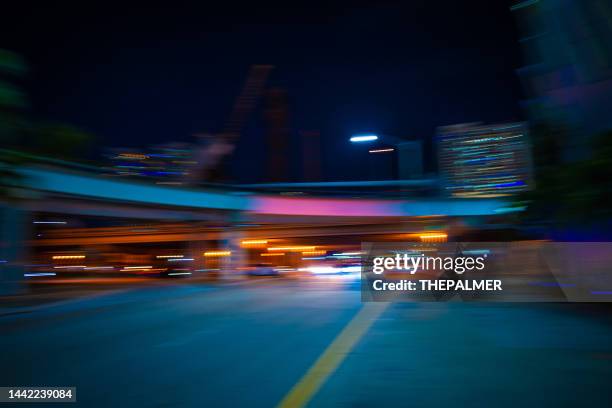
[2,163,523,292]
[14,166,519,219]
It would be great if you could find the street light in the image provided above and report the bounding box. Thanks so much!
[351,133,422,179]
[368,148,395,153]
[349,132,425,180]
[350,134,379,143]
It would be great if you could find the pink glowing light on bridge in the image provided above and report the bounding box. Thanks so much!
[250,197,404,217]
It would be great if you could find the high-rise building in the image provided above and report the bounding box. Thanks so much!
[511,0,612,160]
[104,142,197,183]
[397,141,423,179]
[437,122,533,198]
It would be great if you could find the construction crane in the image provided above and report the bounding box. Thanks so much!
[223,65,274,142]
[193,65,274,182]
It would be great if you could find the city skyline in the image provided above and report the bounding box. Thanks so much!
[4,1,523,181]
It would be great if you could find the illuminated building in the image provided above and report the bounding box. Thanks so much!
[436,122,533,198]
[104,142,197,181]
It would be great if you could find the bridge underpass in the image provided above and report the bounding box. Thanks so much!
[2,164,522,291]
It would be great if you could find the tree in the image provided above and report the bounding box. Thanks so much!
[29,123,95,160]
[520,123,612,234]
[0,49,28,146]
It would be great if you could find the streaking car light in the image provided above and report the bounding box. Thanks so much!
[24,272,57,277]
[203,251,231,257]
[302,250,327,256]
[52,255,86,260]
[241,239,268,246]
[123,266,153,269]
[339,265,362,273]
[299,265,361,274]
[53,265,86,269]
[299,266,337,274]
[268,246,316,252]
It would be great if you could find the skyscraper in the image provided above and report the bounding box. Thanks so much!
[437,122,533,198]
[512,0,612,160]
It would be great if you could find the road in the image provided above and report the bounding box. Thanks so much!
[1,277,612,407]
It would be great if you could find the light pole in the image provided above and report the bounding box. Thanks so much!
[349,133,423,180]
[350,133,398,179]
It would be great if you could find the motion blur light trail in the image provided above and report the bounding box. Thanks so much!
[15,166,518,217]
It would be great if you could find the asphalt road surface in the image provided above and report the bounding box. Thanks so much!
[2,277,612,407]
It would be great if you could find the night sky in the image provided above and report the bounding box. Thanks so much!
[4,1,523,182]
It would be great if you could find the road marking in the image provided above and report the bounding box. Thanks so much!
[277,302,389,408]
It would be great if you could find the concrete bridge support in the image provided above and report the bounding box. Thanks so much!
[0,205,28,295]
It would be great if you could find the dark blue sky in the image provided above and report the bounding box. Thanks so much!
[5,1,523,182]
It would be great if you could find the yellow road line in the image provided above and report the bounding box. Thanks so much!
[277,302,389,408]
